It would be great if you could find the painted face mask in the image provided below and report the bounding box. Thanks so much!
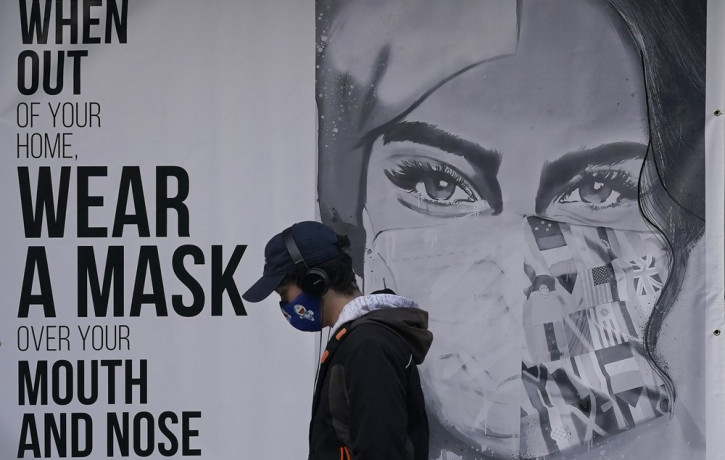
[280,293,323,332]
[363,211,671,457]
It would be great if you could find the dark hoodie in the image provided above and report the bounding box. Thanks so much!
[308,293,433,460]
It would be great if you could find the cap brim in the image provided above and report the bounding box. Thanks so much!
[242,273,286,303]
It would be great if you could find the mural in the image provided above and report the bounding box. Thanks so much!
[316,0,705,458]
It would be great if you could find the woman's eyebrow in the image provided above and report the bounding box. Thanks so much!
[382,121,502,174]
[535,142,647,214]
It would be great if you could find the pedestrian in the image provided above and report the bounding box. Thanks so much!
[243,221,433,460]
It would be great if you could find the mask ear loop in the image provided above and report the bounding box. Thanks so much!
[282,226,325,387]
[282,226,334,389]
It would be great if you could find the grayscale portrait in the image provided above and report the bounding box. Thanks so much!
[315,0,705,458]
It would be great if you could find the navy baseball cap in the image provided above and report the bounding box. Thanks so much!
[242,221,341,302]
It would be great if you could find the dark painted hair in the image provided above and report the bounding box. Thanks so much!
[605,0,706,402]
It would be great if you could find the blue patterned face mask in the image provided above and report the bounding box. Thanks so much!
[279,293,323,332]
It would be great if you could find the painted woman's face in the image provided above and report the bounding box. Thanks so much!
[363,0,670,456]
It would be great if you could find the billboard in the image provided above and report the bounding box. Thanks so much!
[1,0,723,459]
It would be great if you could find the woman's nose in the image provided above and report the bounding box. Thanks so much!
[496,155,545,217]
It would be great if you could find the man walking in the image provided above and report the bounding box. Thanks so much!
[243,221,432,459]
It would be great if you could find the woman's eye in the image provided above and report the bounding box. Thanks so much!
[579,178,614,203]
[415,176,473,202]
[384,159,480,207]
[557,171,636,209]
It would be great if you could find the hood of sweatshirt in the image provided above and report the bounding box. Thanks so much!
[332,292,433,364]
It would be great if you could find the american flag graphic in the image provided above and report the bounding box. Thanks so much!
[580,263,620,307]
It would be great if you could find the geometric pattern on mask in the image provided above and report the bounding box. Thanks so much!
[520,348,670,457]
[524,301,639,363]
[520,217,669,456]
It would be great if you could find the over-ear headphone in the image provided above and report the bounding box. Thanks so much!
[282,227,330,297]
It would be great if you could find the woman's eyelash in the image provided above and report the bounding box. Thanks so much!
[555,168,638,210]
[384,159,470,194]
[577,169,637,196]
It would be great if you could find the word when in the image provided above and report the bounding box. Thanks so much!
[19,0,128,45]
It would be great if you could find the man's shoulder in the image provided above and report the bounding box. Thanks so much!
[334,317,411,362]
